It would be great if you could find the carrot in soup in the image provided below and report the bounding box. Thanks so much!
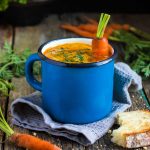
[53,14,113,63]
[92,13,111,58]
[92,37,109,56]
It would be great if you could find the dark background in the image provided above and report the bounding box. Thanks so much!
[51,0,150,13]
[0,0,150,26]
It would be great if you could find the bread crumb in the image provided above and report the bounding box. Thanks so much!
[33,132,37,136]
[131,95,134,98]
[108,130,112,134]
[140,96,142,99]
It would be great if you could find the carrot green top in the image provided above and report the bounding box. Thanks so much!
[0,107,14,137]
[96,13,111,39]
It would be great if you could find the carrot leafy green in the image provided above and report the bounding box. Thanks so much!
[0,41,39,96]
[109,30,150,78]
[0,107,14,137]
[0,0,28,11]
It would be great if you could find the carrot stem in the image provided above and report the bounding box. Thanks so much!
[96,13,110,39]
[0,107,14,137]
[96,13,104,38]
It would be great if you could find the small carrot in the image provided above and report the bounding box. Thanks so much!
[78,24,97,33]
[109,23,130,30]
[10,133,61,150]
[0,107,61,150]
[60,24,96,38]
[104,23,130,38]
[92,13,111,58]
[60,19,130,41]
[104,27,114,38]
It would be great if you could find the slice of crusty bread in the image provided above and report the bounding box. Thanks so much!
[111,110,150,148]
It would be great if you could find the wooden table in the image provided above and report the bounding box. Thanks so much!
[0,13,150,150]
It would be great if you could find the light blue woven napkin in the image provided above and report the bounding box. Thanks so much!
[11,62,142,146]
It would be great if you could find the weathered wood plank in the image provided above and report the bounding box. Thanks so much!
[85,141,99,150]
[0,25,12,49]
[143,80,150,100]
[0,25,13,150]
[60,138,73,150]
[122,14,150,33]
[3,23,40,149]
[72,142,85,150]
[5,15,67,150]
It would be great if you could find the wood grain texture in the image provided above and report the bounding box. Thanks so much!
[2,13,150,150]
[143,80,150,100]
[0,25,12,49]
[0,25,13,150]
[4,15,65,150]
[4,17,41,149]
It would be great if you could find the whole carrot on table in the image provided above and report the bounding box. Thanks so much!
[60,16,130,39]
[78,24,97,33]
[0,107,61,150]
[60,24,96,38]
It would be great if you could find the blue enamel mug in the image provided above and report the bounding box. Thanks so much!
[25,38,117,124]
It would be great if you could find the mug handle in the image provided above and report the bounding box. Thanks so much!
[25,53,42,91]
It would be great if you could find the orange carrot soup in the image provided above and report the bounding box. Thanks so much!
[43,43,113,63]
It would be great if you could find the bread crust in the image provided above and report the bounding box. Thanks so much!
[124,129,150,136]
[126,131,150,148]
[111,110,150,148]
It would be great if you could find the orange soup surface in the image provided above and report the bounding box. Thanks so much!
[43,43,112,63]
